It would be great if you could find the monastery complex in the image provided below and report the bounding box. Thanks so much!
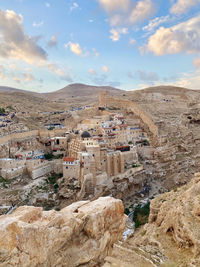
[0,92,154,204]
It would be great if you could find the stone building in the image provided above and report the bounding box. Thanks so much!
[63,157,80,181]
[26,159,52,179]
[106,151,124,177]
[50,137,68,152]
[0,158,26,179]
[15,150,45,160]
[0,157,53,180]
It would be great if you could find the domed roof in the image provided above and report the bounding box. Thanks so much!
[81,131,91,138]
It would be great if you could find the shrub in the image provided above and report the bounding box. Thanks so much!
[0,177,10,188]
[133,202,150,229]
[0,107,5,114]
[132,163,140,168]
[53,183,59,193]
[124,208,130,215]
[44,153,63,160]
[46,173,62,185]
[142,139,150,146]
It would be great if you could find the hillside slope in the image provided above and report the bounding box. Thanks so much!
[43,83,124,104]
[0,83,124,111]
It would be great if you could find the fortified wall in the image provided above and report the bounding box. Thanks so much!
[99,91,158,138]
[0,130,39,145]
[0,128,68,145]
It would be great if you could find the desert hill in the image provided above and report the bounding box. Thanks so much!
[0,90,67,113]
[1,83,200,113]
[123,85,200,123]
[0,86,36,94]
[43,83,124,102]
[127,85,200,101]
[0,83,124,111]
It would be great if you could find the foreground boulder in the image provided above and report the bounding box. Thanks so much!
[0,197,126,267]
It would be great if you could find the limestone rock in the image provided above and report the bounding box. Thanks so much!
[132,173,200,266]
[0,196,126,267]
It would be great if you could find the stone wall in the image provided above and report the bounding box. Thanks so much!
[63,163,80,181]
[50,159,63,174]
[123,150,138,164]
[0,128,68,145]
[0,197,126,267]
[99,91,158,137]
[0,166,25,179]
[28,164,52,180]
[0,159,26,179]
[106,151,124,177]
[0,130,39,144]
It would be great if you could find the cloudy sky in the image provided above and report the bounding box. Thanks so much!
[0,0,200,92]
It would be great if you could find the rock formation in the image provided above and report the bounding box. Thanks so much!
[138,172,200,265]
[0,197,126,267]
[103,173,200,266]
[146,173,200,247]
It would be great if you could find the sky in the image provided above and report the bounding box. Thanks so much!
[0,0,200,92]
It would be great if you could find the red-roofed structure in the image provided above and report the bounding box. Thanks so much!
[63,157,75,162]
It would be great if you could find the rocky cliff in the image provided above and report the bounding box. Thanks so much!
[138,172,200,266]
[103,173,200,266]
[0,197,126,267]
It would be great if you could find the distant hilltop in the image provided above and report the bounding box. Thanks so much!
[0,83,200,113]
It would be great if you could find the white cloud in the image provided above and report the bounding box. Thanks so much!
[0,65,6,80]
[0,73,6,80]
[110,29,120,41]
[65,42,82,55]
[134,70,200,90]
[9,64,18,70]
[47,35,57,48]
[129,38,136,46]
[128,0,154,25]
[47,63,73,82]
[70,2,79,11]
[194,58,200,67]
[145,15,200,55]
[98,0,154,27]
[89,68,96,75]
[102,65,109,72]
[92,48,99,57]
[174,69,200,89]
[0,9,47,64]
[91,73,120,87]
[13,76,20,83]
[121,28,128,34]
[98,0,130,13]
[0,10,74,83]
[128,69,159,82]
[110,27,128,41]
[45,2,50,8]
[136,70,159,81]
[142,15,170,32]
[23,73,35,82]
[170,0,200,15]
[32,21,44,27]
